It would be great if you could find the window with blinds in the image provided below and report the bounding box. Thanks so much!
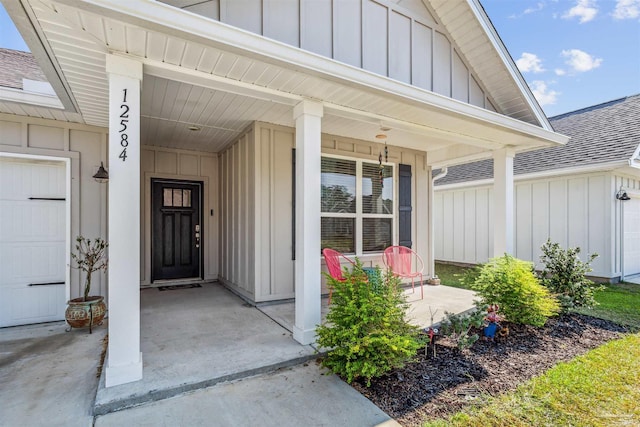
[321,156,394,254]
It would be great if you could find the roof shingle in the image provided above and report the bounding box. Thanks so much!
[0,48,47,90]
[435,94,640,185]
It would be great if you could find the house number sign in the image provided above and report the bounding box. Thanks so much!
[119,88,130,161]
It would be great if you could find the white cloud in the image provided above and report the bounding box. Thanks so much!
[563,0,598,23]
[561,49,603,72]
[509,2,544,18]
[613,0,640,19]
[555,68,567,76]
[516,52,545,73]
[524,2,545,15]
[529,81,559,106]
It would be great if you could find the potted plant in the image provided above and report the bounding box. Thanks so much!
[65,236,108,333]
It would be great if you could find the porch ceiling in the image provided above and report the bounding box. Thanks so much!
[17,0,568,159]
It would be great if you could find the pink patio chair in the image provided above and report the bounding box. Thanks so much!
[322,248,358,305]
[383,245,424,299]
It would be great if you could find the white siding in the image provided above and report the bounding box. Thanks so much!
[432,31,451,97]
[334,0,362,67]
[219,129,255,299]
[218,121,432,302]
[159,0,489,112]
[300,0,333,57]
[412,22,432,91]
[363,0,388,76]
[435,172,614,278]
[389,11,412,84]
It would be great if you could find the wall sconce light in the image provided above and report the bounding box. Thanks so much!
[93,162,109,183]
[616,187,631,201]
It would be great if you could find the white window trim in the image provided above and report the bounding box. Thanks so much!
[321,153,396,256]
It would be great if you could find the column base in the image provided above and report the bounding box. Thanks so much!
[105,352,143,387]
[292,325,317,345]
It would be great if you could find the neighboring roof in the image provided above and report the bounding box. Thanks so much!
[0,48,47,89]
[435,94,640,185]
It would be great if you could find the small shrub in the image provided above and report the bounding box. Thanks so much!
[539,239,603,312]
[316,263,422,386]
[439,304,486,350]
[469,255,560,327]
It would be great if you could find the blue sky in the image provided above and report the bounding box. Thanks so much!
[482,0,640,117]
[1,1,638,117]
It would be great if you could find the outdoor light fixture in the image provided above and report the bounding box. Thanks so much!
[92,162,109,183]
[616,187,631,201]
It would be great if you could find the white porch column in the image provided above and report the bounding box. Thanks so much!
[493,148,515,257]
[105,55,143,387]
[293,100,323,345]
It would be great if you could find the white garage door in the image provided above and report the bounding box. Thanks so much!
[0,157,67,327]
[624,197,640,277]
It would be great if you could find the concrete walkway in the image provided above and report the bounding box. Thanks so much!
[0,321,106,427]
[1,282,475,427]
[95,363,392,427]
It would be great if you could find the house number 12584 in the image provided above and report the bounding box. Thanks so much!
[119,89,130,161]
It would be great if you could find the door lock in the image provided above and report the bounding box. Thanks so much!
[195,225,200,248]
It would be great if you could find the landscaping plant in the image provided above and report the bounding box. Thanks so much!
[71,236,108,301]
[438,303,486,351]
[316,263,422,386]
[466,254,560,327]
[539,239,603,312]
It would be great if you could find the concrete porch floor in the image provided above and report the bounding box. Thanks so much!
[95,282,317,415]
[259,283,477,331]
[95,281,476,416]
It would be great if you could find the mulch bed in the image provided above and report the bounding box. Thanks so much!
[350,314,628,426]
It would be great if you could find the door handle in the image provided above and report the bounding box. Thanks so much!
[195,227,200,248]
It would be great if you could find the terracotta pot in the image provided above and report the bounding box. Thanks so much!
[65,296,106,333]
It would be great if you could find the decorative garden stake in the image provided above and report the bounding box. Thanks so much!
[425,307,439,358]
[483,304,503,341]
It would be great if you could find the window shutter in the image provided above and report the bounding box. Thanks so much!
[398,164,412,248]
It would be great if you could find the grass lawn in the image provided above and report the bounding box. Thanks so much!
[576,282,640,331]
[429,261,640,426]
[424,333,640,427]
[434,262,475,289]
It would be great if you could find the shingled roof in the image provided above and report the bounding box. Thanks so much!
[435,94,640,186]
[0,48,47,90]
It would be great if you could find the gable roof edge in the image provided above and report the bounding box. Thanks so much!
[466,0,552,131]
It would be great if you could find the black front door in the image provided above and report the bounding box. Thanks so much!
[152,179,202,281]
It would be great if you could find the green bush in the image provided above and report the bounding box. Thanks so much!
[468,255,560,327]
[439,304,486,350]
[539,239,603,312]
[316,263,422,386]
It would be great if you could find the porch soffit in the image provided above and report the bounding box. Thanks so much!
[22,0,567,157]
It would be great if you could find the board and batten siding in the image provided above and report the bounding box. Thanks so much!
[0,113,108,299]
[140,146,219,285]
[218,121,432,303]
[218,127,255,300]
[434,172,614,278]
[158,0,490,110]
[613,173,640,278]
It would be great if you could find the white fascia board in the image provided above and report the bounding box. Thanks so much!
[0,86,64,109]
[4,0,79,112]
[60,0,567,147]
[629,143,640,169]
[434,160,628,191]
[466,0,551,131]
